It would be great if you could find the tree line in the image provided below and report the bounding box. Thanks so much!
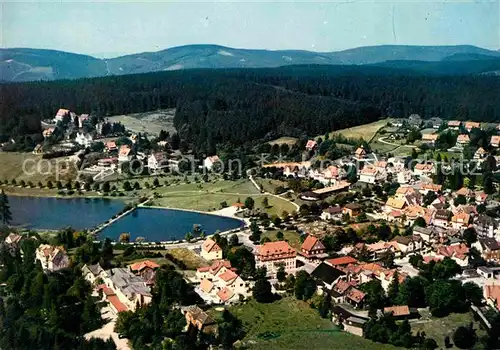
[1,65,499,153]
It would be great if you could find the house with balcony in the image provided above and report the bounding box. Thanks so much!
[300,235,327,259]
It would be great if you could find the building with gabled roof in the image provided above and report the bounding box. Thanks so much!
[255,241,296,277]
[204,155,221,170]
[100,267,152,312]
[436,243,469,266]
[35,244,70,272]
[354,147,367,159]
[200,238,223,261]
[183,305,217,333]
[311,262,346,290]
[305,140,317,151]
[300,235,327,259]
[448,120,461,129]
[118,145,132,162]
[465,121,481,131]
[129,260,160,286]
[473,237,500,262]
[327,256,358,267]
[491,135,500,148]
[456,134,470,145]
[474,147,488,160]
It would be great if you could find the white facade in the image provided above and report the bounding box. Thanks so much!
[75,132,93,147]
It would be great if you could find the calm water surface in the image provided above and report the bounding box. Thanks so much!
[98,207,244,241]
[9,196,125,230]
[9,196,244,241]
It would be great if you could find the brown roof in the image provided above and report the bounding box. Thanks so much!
[333,280,352,294]
[384,305,410,317]
[200,279,214,293]
[327,256,358,266]
[355,147,366,156]
[256,241,296,259]
[217,287,235,302]
[202,238,222,253]
[344,203,362,210]
[386,197,406,209]
[218,270,239,283]
[129,260,160,272]
[346,288,366,302]
[301,235,325,252]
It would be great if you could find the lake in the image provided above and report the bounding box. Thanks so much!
[8,196,244,241]
[9,196,126,230]
[98,207,245,242]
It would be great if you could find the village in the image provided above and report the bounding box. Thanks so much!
[2,109,500,349]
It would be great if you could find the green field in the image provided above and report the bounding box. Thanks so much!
[325,118,391,142]
[411,311,485,349]
[261,229,302,249]
[134,178,297,215]
[213,298,397,350]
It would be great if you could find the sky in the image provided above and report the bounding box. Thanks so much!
[1,0,499,58]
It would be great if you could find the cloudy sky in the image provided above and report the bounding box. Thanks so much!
[1,0,499,57]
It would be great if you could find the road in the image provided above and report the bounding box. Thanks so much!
[84,306,131,350]
[377,137,418,152]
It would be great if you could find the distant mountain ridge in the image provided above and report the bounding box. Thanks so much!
[1,44,500,82]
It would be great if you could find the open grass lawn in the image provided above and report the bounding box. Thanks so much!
[212,298,396,350]
[141,178,296,215]
[325,118,391,142]
[261,229,302,249]
[411,311,486,349]
[0,152,77,184]
[166,248,207,270]
[368,139,399,154]
[107,109,176,136]
[255,178,288,195]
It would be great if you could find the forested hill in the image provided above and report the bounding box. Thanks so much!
[2,44,500,82]
[1,64,499,152]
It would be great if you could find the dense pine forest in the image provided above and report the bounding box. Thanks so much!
[1,65,499,150]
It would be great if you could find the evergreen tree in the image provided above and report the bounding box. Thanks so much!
[0,190,12,225]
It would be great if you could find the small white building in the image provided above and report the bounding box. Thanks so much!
[148,152,168,171]
[204,155,221,171]
[200,238,223,261]
[118,145,132,162]
[75,132,93,147]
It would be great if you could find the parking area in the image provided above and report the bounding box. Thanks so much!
[84,306,131,350]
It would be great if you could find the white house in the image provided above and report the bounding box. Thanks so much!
[118,145,132,162]
[358,166,378,184]
[54,108,70,123]
[196,260,252,304]
[200,238,223,261]
[204,155,221,171]
[35,244,70,272]
[75,132,93,147]
[148,152,168,171]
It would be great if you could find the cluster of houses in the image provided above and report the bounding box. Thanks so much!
[82,261,158,313]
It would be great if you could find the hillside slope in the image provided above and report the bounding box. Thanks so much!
[2,44,500,81]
